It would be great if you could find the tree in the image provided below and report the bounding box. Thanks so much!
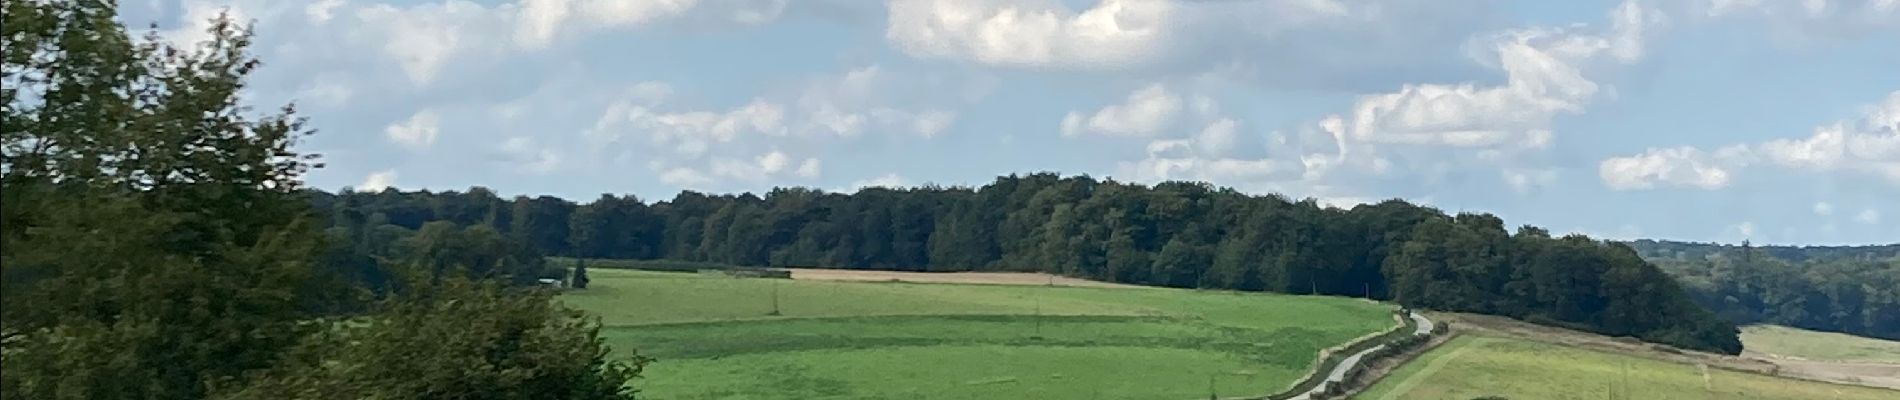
[215,273,645,400]
[572,258,591,289]
[2,6,331,398]
[0,5,646,398]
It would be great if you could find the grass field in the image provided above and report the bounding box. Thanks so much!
[1354,335,1900,400]
[564,269,1396,400]
[1742,325,1900,364]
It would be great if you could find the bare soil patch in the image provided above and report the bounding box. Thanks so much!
[783,268,1145,289]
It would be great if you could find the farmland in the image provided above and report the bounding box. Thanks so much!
[563,268,1396,399]
[1741,325,1900,364]
[1354,335,1900,400]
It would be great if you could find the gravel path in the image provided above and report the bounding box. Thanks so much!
[1286,312,1433,400]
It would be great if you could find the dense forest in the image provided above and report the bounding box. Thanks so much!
[1630,240,1900,341]
[307,177,1742,354]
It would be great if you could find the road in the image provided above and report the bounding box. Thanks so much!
[1286,312,1433,400]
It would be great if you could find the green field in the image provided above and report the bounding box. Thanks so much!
[1355,336,1900,400]
[564,269,1396,399]
[1741,325,1900,364]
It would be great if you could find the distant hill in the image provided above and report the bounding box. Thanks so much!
[1627,239,1900,263]
[1626,240,1900,341]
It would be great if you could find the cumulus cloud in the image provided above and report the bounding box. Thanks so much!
[164,0,253,50]
[1061,83,1182,137]
[881,0,1489,85]
[1599,146,1746,190]
[386,109,442,150]
[1600,90,1900,190]
[1814,201,1835,216]
[1332,0,1660,151]
[305,0,346,24]
[324,0,787,85]
[885,0,1174,69]
[796,158,822,179]
[589,97,787,157]
[513,0,700,49]
[359,169,398,191]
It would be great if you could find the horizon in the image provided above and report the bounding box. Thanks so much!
[120,0,1900,245]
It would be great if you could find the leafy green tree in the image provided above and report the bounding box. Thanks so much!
[1,5,649,399]
[215,273,645,400]
[1,5,331,398]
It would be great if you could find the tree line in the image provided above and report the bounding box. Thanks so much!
[308,176,1742,354]
[1,4,639,399]
[1631,240,1900,341]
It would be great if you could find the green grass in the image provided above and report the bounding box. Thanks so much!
[1355,336,1900,400]
[1741,325,1900,364]
[566,269,1396,400]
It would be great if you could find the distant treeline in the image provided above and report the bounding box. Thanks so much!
[306,173,1741,354]
[1629,240,1900,341]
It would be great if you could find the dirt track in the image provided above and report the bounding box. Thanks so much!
[783,268,1145,289]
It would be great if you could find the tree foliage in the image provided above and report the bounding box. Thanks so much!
[1633,240,1900,341]
[0,3,643,399]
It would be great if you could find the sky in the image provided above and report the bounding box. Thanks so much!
[120,0,1899,245]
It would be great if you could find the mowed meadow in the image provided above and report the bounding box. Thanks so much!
[1354,336,1900,400]
[561,269,1397,400]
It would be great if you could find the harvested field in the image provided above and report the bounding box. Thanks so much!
[1427,312,1900,390]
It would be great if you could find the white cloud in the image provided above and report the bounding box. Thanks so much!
[497,136,561,173]
[1599,146,1745,190]
[758,150,791,174]
[850,173,909,190]
[1332,0,1660,151]
[386,109,442,150]
[912,110,957,138]
[1062,83,1182,137]
[342,0,770,85]
[659,167,713,187]
[885,0,1175,69]
[795,158,822,179]
[1734,221,1758,238]
[513,0,700,49]
[353,1,508,86]
[359,170,397,191]
[306,0,346,24]
[590,97,787,157]
[165,1,250,50]
[1194,118,1238,156]
[1814,201,1835,216]
[1858,209,1883,224]
[1600,90,1900,189]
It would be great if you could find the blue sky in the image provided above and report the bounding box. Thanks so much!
[123,0,1898,245]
